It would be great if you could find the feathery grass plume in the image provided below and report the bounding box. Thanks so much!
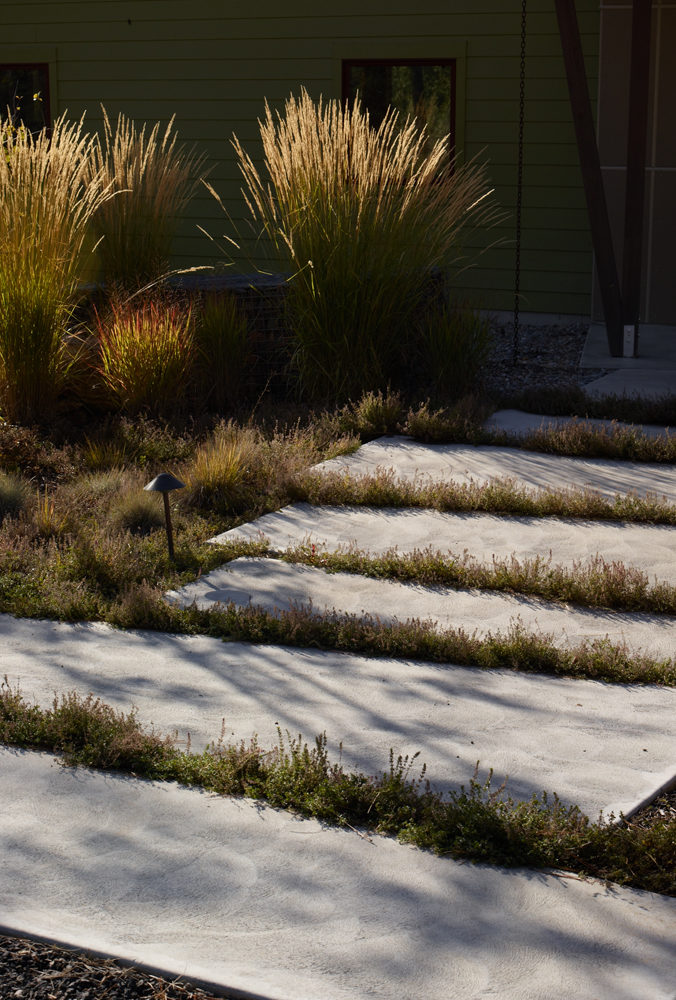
[89,108,208,290]
[95,295,195,415]
[229,89,498,401]
[0,112,110,424]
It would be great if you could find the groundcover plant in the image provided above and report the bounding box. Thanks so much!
[1,683,674,896]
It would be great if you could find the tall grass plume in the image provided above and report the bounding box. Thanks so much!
[227,89,498,400]
[0,113,110,423]
[89,108,207,289]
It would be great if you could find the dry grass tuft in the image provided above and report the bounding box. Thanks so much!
[182,422,260,514]
[89,107,208,289]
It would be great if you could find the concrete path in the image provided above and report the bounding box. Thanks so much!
[167,556,676,659]
[581,323,676,400]
[3,422,676,998]
[4,615,675,819]
[485,408,674,439]
[3,749,676,1000]
[317,437,676,501]
[210,503,676,583]
[585,370,676,398]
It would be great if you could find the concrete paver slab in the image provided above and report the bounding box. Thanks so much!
[581,323,676,371]
[317,437,676,501]
[167,557,676,660]
[2,749,676,1000]
[485,408,674,439]
[3,615,676,818]
[209,504,676,584]
[584,371,676,399]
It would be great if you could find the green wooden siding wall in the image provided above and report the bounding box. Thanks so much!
[1,0,599,315]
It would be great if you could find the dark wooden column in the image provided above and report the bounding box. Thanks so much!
[622,0,653,354]
[554,0,625,356]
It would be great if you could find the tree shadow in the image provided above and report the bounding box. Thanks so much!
[1,747,675,1000]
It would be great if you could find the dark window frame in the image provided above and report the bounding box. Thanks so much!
[0,62,52,133]
[341,57,457,161]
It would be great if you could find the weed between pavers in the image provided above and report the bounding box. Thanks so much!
[277,543,676,615]
[296,468,676,525]
[1,681,674,897]
[406,402,676,463]
[110,598,675,687]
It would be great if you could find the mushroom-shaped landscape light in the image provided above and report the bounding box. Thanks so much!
[144,472,185,561]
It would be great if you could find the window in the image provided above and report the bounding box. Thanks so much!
[0,63,50,133]
[342,60,456,155]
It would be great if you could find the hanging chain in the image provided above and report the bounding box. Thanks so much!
[513,0,527,365]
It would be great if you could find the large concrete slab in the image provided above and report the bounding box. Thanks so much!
[167,557,676,661]
[4,616,676,818]
[581,323,676,370]
[2,750,676,1000]
[316,437,676,501]
[485,408,674,439]
[210,504,676,584]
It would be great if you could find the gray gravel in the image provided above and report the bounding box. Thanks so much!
[484,321,606,394]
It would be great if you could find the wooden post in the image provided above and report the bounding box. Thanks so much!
[622,0,653,355]
[554,0,625,356]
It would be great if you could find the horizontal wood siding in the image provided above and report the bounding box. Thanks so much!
[1,0,599,315]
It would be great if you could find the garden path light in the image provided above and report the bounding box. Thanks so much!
[144,472,185,561]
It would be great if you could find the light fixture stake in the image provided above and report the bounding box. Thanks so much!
[144,473,185,561]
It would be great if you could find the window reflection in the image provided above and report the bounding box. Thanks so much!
[343,60,455,153]
[0,64,50,134]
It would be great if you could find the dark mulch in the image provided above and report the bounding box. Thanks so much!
[628,786,676,829]
[0,933,239,1000]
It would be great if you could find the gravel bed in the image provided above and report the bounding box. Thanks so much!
[484,320,606,395]
[0,933,233,999]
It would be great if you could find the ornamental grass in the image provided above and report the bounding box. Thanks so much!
[0,114,110,423]
[229,89,498,401]
[95,296,195,415]
[89,108,208,290]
